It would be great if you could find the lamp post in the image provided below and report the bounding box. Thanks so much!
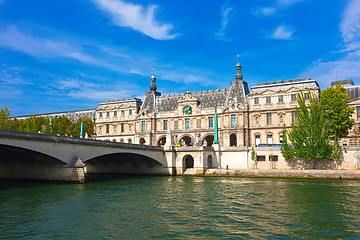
[213,105,220,144]
[80,117,84,138]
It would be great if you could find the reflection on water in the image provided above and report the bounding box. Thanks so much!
[0,177,360,239]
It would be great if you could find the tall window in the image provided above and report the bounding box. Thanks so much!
[106,124,109,134]
[304,93,309,100]
[266,113,272,125]
[231,114,236,128]
[254,97,259,104]
[107,112,110,117]
[99,112,102,118]
[185,118,190,130]
[291,94,297,102]
[163,120,168,131]
[266,96,271,103]
[267,133,273,144]
[292,111,296,123]
[121,123,124,132]
[129,110,132,115]
[209,117,214,129]
[114,111,117,117]
[357,106,360,120]
[255,134,260,146]
[121,110,125,116]
[141,121,145,132]
[280,134,283,143]
[278,95,283,103]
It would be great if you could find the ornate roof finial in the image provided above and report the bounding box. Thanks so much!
[150,66,157,91]
[235,62,243,81]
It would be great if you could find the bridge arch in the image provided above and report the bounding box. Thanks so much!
[84,152,163,175]
[0,143,68,165]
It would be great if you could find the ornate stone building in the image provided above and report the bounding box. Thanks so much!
[94,63,322,150]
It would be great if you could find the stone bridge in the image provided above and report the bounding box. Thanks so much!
[0,130,171,182]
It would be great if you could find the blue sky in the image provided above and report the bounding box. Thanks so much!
[1,0,360,116]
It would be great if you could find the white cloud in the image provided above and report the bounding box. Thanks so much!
[302,0,360,87]
[0,26,96,64]
[271,25,295,39]
[252,7,276,17]
[91,0,177,40]
[48,78,142,101]
[215,6,233,41]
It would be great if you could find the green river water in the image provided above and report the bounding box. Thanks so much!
[0,176,359,239]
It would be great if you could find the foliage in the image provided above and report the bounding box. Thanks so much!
[320,84,355,139]
[0,106,11,129]
[0,106,95,137]
[281,92,340,167]
[251,147,256,161]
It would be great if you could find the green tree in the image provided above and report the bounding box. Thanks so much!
[281,92,340,168]
[320,84,354,139]
[0,105,11,129]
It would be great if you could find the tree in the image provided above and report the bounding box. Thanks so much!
[281,92,340,168]
[251,147,257,169]
[320,84,354,139]
[0,105,11,129]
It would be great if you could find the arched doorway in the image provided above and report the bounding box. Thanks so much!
[180,136,193,146]
[207,155,213,169]
[139,137,146,145]
[157,137,166,146]
[183,155,194,169]
[230,133,237,147]
[202,135,214,146]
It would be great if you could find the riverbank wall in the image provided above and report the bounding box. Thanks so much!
[204,169,360,179]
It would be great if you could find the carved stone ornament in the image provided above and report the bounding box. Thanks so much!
[228,99,238,109]
[178,91,198,104]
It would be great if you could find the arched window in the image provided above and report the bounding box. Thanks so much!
[120,139,124,143]
[139,138,146,145]
[128,139,132,143]
[267,133,273,144]
[202,135,214,146]
[157,137,166,146]
[230,133,237,147]
[207,155,213,168]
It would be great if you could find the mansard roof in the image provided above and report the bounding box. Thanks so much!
[97,98,142,110]
[249,78,319,95]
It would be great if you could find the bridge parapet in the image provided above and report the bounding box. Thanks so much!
[0,130,163,151]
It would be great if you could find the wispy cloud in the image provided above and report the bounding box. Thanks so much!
[0,26,96,64]
[215,6,233,41]
[91,0,177,40]
[302,0,360,87]
[252,0,305,17]
[46,78,143,101]
[271,25,295,39]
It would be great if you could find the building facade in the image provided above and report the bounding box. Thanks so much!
[14,63,360,171]
[95,63,322,149]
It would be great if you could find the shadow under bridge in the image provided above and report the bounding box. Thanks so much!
[84,152,165,176]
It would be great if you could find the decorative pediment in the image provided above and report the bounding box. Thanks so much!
[350,97,360,105]
[285,87,302,93]
[259,89,276,95]
[178,91,198,104]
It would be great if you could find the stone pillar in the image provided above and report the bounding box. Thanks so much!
[213,144,222,169]
[163,131,177,175]
[74,158,86,183]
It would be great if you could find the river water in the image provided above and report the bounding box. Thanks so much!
[0,176,359,239]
